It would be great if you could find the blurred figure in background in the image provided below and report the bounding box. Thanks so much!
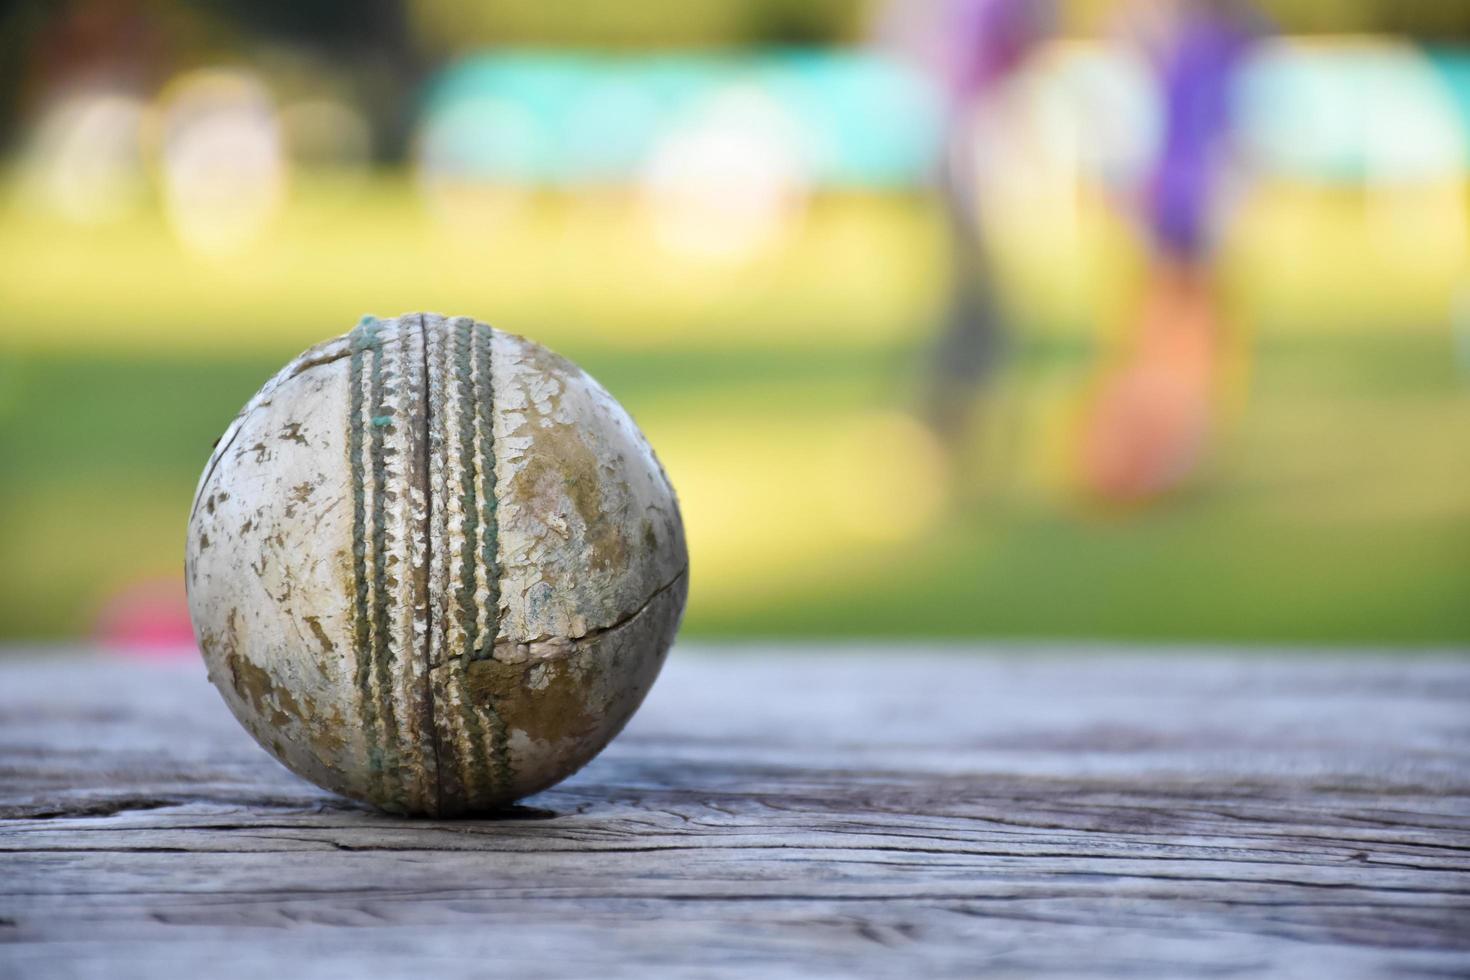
[1079,0,1262,503]
[880,0,1052,484]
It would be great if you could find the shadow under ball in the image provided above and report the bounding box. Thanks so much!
[186,314,689,815]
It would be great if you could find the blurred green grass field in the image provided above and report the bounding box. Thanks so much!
[2,176,1469,643]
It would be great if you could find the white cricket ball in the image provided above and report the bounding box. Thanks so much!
[186,314,688,815]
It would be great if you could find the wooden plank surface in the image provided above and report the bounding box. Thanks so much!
[1,648,1468,978]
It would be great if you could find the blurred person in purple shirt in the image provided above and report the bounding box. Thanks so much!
[879,0,1052,473]
[1080,0,1262,503]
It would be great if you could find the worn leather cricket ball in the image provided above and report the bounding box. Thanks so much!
[186,314,688,815]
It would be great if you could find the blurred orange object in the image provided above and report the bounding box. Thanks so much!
[1079,260,1220,503]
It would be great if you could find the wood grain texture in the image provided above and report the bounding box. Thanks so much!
[1,648,1467,979]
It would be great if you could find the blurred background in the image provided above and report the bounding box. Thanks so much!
[2,0,1469,652]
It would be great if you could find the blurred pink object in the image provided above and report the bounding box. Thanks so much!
[94,576,195,658]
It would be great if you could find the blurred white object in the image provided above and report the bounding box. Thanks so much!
[157,69,285,257]
[640,86,810,262]
[23,89,148,224]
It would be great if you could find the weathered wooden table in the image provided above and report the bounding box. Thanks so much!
[2,648,1467,978]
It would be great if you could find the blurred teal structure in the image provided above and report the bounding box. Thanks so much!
[419,50,942,187]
